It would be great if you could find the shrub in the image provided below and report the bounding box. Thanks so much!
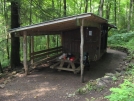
[105,80,134,101]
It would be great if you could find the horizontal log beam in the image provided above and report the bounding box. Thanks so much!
[31,48,63,59]
[30,46,62,56]
[15,31,61,37]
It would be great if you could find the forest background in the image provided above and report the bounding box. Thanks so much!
[0,0,134,100]
[0,0,134,70]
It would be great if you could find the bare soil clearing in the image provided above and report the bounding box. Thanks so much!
[0,48,127,101]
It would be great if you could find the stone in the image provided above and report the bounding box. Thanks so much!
[105,73,114,76]
[96,79,107,87]
[115,68,122,72]
[0,84,5,88]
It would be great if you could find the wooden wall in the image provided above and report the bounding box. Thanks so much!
[62,26,108,61]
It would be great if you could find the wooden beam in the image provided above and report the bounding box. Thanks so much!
[31,36,34,64]
[15,31,61,37]
[23,31,28,75]
[76,18,100,28]
[80,19,84,83]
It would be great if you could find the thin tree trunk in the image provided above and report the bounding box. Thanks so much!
[0,62,3,73]
[80,19,84,83]
[29,0,32,24]
[80,0,83,13]
[114,0,117,25]
[23,32,28,75]
[63,0,66,16]
[127,0,133,31]
[11,1,21,68]
[85,0,89,13]
[52,0,55,18]
[98,0,104,17]
[90,0,92,12]
[117,0,120,26]
[106,2,111,20]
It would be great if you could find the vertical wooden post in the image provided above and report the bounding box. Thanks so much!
[47,35,49,57]
[31,36,34,64]
[47,35,49,49]
[23,31,28,75]
[57,35,59,54]
[80,19,84,83]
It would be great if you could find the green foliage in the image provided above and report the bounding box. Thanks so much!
[108,31,134,51]
[76,81,97,94]
[105,80,134,101]
[106,31,134,101]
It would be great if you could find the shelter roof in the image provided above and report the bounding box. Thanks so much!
[9,13,115,33]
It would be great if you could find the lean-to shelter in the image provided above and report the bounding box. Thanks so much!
[9,13,116,82]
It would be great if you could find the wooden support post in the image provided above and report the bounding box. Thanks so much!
[47,35,49,49]
[31,36,34,64]
[47,35,49,57]
[57,35,59,54]
[80,19,84,83]
[23,32,28,75]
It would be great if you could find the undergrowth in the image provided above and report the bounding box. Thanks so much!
[105,31,134,101]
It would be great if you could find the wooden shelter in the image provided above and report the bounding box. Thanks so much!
[9,13,116,82]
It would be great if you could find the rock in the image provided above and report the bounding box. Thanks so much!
[122,66,127,71]
[115,68,122,72]
[115,72,121,77]
[103,76,113,83]
[105,73,114,76]
[130,59,134,64]
[96,78,107,87]
[0,84,5,88]
[12,71,17,75]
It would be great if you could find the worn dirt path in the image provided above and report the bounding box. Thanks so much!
[0,48,127,101]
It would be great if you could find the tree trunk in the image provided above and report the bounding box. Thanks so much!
[11,1,21,68]
[63,0,66,16]
[29,0,32,24]
[52,0,55,18]
[90,0,92,12]
[127,0,133,31]
[80,19,84,83]
[106,2,111,20]
[85,0,89,13]
[114,0,117,25]
[0,62,3,73]
[98,0,104,17]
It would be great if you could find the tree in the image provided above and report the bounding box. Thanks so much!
[90,0,92,12]
[98,0,104,17]
[63,0,66,16]
[127,0,133,31]
[114,0,117,25]
[11,1,21,68]
[105,1,111,20]
[85,0,89,13]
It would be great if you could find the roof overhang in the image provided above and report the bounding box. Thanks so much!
[9,13,115,35]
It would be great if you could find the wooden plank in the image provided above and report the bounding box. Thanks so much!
[57,67,75,71]
[31,53,62,67]
[80,19,84,83]
[31,36,34,64]
[31,48,62,59]
[50,62,60,69]
[23,31,28,75]
[30,46,62,55]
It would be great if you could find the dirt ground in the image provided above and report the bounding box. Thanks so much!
[0,48,127,101]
